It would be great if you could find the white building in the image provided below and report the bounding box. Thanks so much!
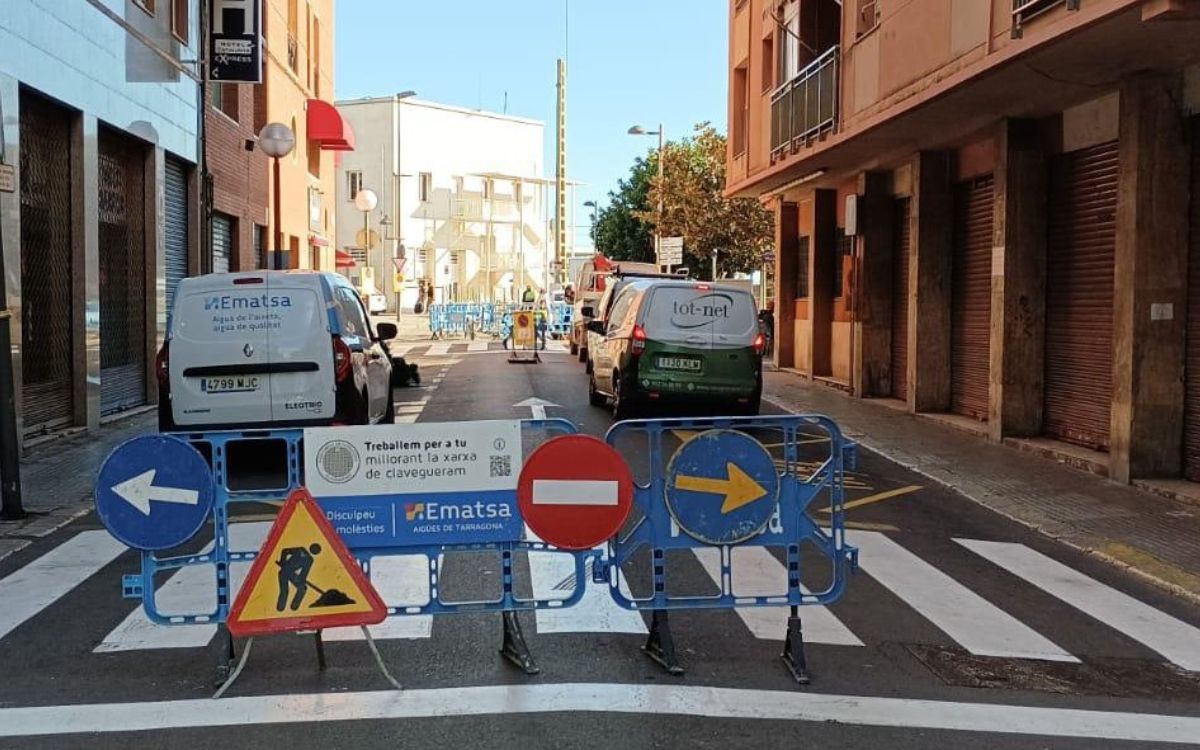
[334,96,549,311]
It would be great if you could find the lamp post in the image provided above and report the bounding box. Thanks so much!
[258,122,295,270]
[628,123,664,270]
[355,188,379,294]
[391,90,417,316]
[583,199,598,239]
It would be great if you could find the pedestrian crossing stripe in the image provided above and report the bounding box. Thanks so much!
[226,488,386,637]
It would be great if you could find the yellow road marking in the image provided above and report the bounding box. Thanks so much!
[819,485,922,513]
[844,521,901,532]
[1098,542,1200,598]
[671,430,699,442]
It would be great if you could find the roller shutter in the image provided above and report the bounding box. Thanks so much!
[18,91,75,437]
[164,157,188,319]
[891,197,910,400]
[950,175,993,421]
[212,213,232,273]
[1044,141,1118,451]
[1183,122,1200,480]
[98,127,148,416]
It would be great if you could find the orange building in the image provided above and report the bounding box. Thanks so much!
[259,0,346,270]
[728,0,1200,485]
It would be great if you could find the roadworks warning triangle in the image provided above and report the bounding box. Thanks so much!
[227,488,386,637]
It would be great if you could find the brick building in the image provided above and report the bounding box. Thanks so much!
[727,0,1200,486]
[206,81,270,272]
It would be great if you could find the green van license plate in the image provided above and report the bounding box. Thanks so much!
[657,356,702,372]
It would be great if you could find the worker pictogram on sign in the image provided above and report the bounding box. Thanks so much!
[517,434,634,550]
[664,429,779,545]
[227,487,386,637]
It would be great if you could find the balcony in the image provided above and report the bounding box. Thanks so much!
[1012,0,1079,38]
[770,46,840,163]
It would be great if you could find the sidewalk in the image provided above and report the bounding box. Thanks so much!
[764,370,1200,604]
[0,411,154,558]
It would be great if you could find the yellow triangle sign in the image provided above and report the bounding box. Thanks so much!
[227,488,386,637]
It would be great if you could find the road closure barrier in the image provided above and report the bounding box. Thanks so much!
[94,415,857,696]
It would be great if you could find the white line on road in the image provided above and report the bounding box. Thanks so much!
[95,523,270,652]
[322,554,432,641]
[467,341,489,352]
[957,538,1200,671]
[395,414,421,424]
[2,683,1199,743]
[691,547,863,646]
[426,342,452,357]
[388,344,413,359]
[532,480,618,506]
[849,531,1077,662]
[0,530,127,641]
[526,527,646,635]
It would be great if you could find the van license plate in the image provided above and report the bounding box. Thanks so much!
[657,356,701,372]
[200,376,261,394]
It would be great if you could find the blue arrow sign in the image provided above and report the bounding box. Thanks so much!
[664,429,779,545]
[95,435,215,551]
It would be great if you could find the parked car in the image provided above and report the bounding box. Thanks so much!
[586,279,765,418]
[364,291,389,315]
[157,270,396,431]
[570,256,660,361]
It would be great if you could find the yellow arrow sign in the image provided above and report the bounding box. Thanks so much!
[674,462,769,514]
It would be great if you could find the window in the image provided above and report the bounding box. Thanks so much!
[796,236,810,298]
[172,0,188,43]
[311,17,322,97]
[306,4,314,89]
[134,0,155,15]
[514,180,523,203]
[856,0,879,38]
[777,1,800,83]
[607,289,636,333]
[831,229,854,299]
[419,172,432,202]
[761,36,774,93]
[253,225,266,270]
[346,171,363,201]
[732,64,749,156]
[287,0,300,73]
[307,139,320,178]
[212,83,238,121]
[335,287,370,337]
[482,178,492,200]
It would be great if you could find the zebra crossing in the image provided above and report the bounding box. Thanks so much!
[3,523,1199,673]
[392,340,572,358]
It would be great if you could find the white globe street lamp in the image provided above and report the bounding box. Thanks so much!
[258,122,296,269]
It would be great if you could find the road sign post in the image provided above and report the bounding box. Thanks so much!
[95,435,215,551]
[658,236,683,270]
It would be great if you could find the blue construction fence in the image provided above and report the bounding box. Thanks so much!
[429,302,573,339]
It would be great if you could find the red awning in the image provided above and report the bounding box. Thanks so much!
[307,99,355,151]
[335,249,356,268]
[309,234,329,247]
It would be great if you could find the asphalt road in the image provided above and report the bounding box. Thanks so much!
[1,339,1199,749]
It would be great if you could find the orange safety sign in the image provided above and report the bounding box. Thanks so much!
[513,311,536,349]
[227,487,387,637]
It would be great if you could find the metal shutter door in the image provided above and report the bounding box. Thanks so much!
[164,158,188,318]
[98,128,148,416]
[1184,121,1200,480]
[18,91,75,437]
[950,175,993,421]
[891,197,911,400]
[212,214,232,273]
[1044,141,1118,451]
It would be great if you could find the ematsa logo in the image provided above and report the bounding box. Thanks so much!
[404,500,513,522]
[204,294,294,310]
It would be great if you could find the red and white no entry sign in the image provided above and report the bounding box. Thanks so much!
[517,434,634,550]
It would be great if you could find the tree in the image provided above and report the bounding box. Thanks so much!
[592,155,655,263]
[640,123,773,279]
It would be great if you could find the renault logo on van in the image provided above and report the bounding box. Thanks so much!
[243,343,254,358]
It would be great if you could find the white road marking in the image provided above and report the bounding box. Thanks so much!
[0,530,127,641]
[395,414,421,424]
[544,340,569,353]
[388,344,413,358]
[526,527,646,634]
[849,531,1077,662]
[692,547,862,646]
[3,683,1199,743]
[322,555,432,641]
[532,480,618,506]
[467,341,489,352]
[95,523,270,652]
[957,538,1200,671]
[426,342,452,357]
[393,403,426,414]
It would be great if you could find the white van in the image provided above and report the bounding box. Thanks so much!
[157,271,396,431]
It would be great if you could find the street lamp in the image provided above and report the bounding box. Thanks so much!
[392,90,417,315]
[355,188,379,292]
[628,123,665,270]
[258,122,296,270]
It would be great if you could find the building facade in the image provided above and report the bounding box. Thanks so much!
[206,76,269,273]
[729,0,1200,485]
[334,97,548,310]
[261,0,343,271]
[0,0,201,443]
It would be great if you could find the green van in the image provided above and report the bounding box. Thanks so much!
[585,279,765,418]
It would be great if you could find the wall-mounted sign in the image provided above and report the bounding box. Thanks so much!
[210,0,263,84]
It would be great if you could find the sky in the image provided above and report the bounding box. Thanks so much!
[335,1,729,248]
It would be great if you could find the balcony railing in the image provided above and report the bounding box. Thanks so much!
[770,46,839,163]
[1012,0,1079,38]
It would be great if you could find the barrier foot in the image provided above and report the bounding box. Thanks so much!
[211,624,237,688]
[362,626,403,691]
[642,610,684,676]
[314,629,327,672]
[781,609,811,685]
[499,611,540,675]
[213,637,254,699]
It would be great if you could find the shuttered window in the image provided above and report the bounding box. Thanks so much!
[891,197,911,400]
[950,175,994,421]
[1183,121,1200,479]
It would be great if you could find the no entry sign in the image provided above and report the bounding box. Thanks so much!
[517,435,634,550]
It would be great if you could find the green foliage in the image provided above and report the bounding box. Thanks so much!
[593,155,656,263]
